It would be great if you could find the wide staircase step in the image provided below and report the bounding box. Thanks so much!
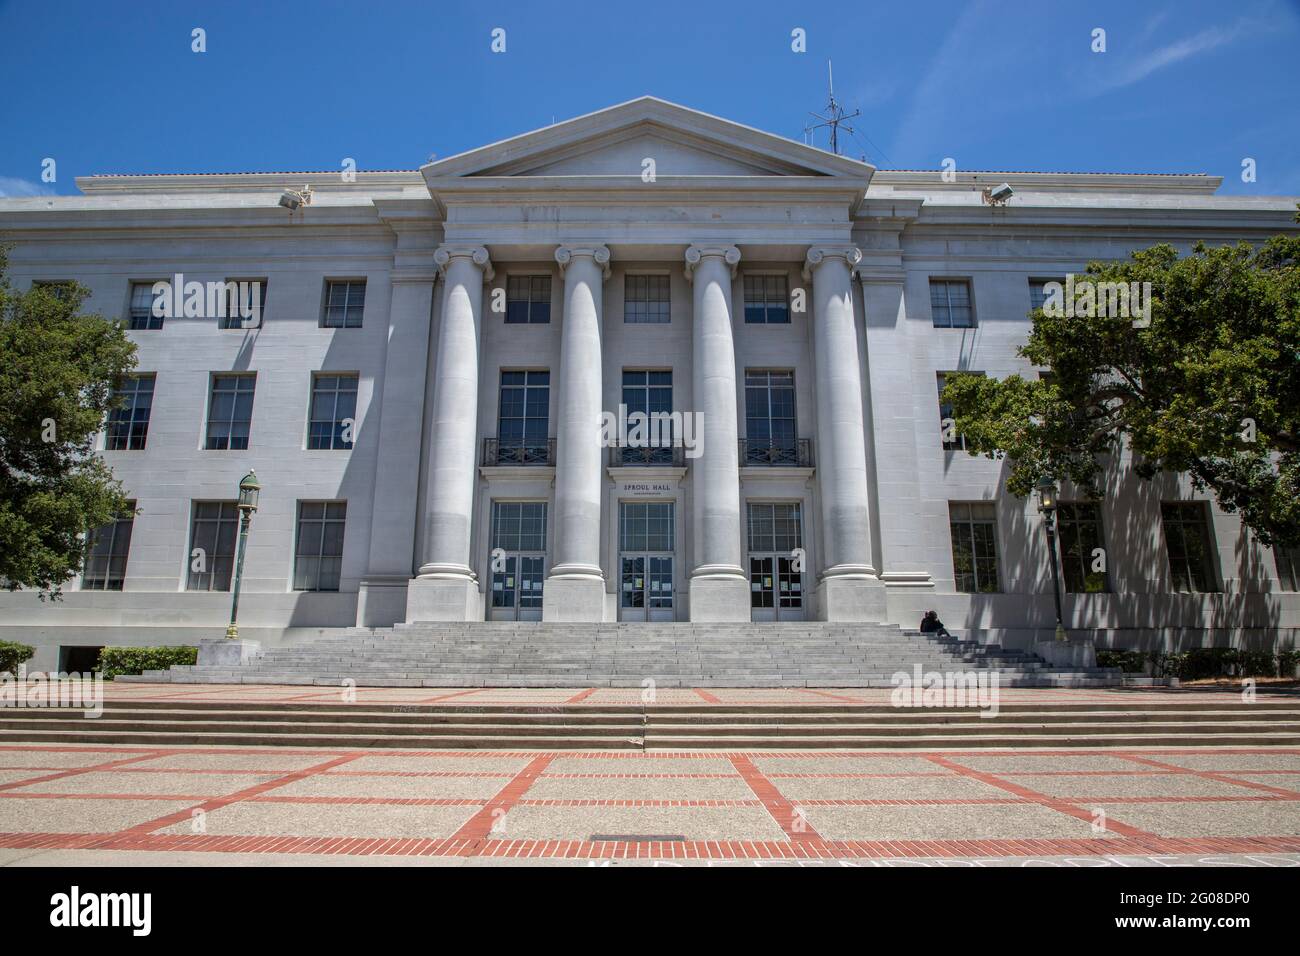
[2,700,1298,749]
[120,622,1126,688]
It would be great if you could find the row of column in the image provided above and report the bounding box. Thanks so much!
[404,242,884,623]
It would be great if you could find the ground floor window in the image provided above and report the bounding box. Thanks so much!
[1057,502,1109,593]
[294,501,346,591]
[187,501,239,591]
[949,502,999,593]
[1161,502,1219,592]
[82,505,135,591]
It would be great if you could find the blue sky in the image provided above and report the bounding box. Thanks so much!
[1,0,1297,196]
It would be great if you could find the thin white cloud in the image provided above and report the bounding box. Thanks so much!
[0,176,55,198]
[1089,20,1253,94]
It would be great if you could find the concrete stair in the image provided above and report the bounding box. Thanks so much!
[123,622,1125,688]
[2,699,1298,749]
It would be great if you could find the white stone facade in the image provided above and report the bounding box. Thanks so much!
[1,97,1296,668]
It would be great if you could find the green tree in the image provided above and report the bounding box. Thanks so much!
[943,236,1300,548]
[0,248,137,594]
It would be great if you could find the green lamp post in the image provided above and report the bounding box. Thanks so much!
[225,470,261,640]
[1035,476,1068,642]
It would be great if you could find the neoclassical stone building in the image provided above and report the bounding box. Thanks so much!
[2,97,1296,669]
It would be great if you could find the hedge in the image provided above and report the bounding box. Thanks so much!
[0,641,35,675]
[1097,647,1300,680]
[96,646,198,680]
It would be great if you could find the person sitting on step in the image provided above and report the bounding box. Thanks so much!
[919,610,952,639]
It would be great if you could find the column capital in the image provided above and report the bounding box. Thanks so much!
[684,244,741,282]
[802,245,862,281]
[434,244,494,282]
[555,244,611,279]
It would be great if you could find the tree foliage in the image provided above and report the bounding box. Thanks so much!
[943,236,1300,548]
[0,247,137,594]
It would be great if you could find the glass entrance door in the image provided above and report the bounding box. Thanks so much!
[619,501,675,622]
[747,502,805,621]
[489,501,546,621]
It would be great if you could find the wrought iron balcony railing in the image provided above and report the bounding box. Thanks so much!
[739,438,813,467]
[607,444,686,467]
[482,438,556,466]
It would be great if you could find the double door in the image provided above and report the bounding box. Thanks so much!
[619,501,675,622]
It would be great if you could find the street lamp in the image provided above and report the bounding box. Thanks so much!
[1035,476,1068,642]
[225,470,261,640]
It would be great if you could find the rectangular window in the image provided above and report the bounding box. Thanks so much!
[294,501,347,591]
[1029,278,1062,314]
[33,280,74,301]
[219,279,268,329]
[129,281,163,330]
[930,278,974,329]
[746,502,803,553]
[936,372,984,452]
[505,276,551,324]
[491,501,548,552]
[105,374,155,451]
[321,280,365,328]
[619,501,675,552]
[744,370,797,463]
[1161,502,1219,592]
[206,374,256,450]
[743,275,789,324]
[308,373,358,450]
[949,502,999,593]
[82,505,135,591]
[621,369,673,464]
[1276,545,1300,591]
[187,501,239,591]
[624,275,670,324]
[497,370,550,462]
[1057,502,1109,593]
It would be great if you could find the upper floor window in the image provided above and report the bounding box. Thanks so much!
[949,502,999,593]
[929,278,974,328]
[32,280,74,301]
[936,372,983,452]
[294,501,347,592]
[206,373,255,450]
[620,369,674,464]
[105,373,155,451]
[308,373,358,450]
[624,275,670,324]
[322,280,365,328]
[1161,502,1219,592]
[744,370,796,462]
[506,276,551,324]
[497,370,550,463]
[743,275,789,324]
[128,281,163,330]
[82,505,135,591]
[1057,502,1109,593]
[1029,278,1063,314]
[219,279,267,329]
[1276,545,1300,591]
[187,501,238,591]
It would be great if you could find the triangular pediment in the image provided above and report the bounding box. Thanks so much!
[422,97,874,181]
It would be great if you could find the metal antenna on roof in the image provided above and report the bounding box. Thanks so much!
[804,60,860,156]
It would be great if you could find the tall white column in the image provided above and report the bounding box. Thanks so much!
[685,244,749,621]
[405,244,492,622]
[805,246,886,621]
[543,244,609,621]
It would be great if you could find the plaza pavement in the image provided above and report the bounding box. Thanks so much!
[1,683,1297,866]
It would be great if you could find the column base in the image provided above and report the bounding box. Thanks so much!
[542,574,607,622]
[816,573,888,622]
[405,574,482,622]
[689,572,750,622]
